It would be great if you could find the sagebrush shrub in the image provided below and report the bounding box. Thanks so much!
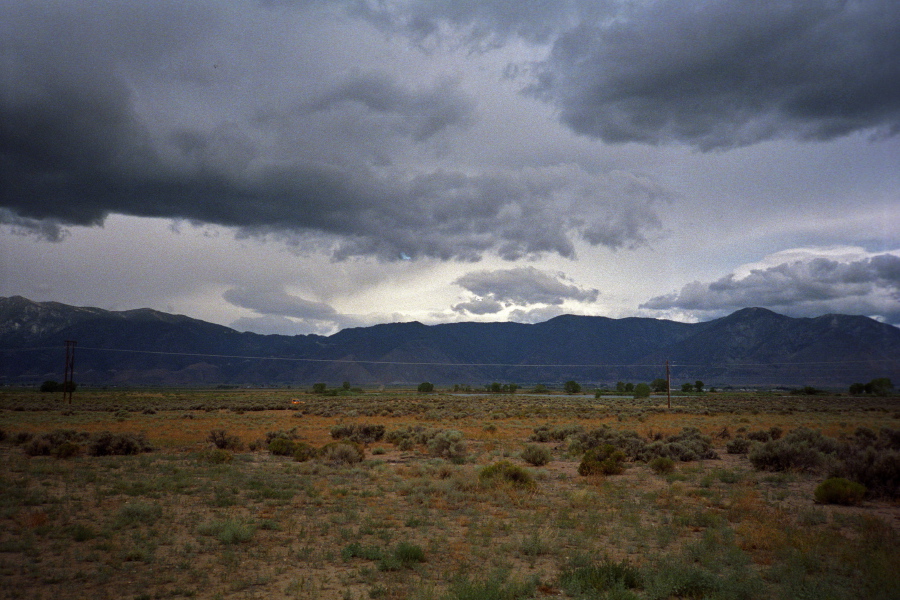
[649,456,675,474]
[427,430,466,462]
[579,444,626,476]
[748,428,837,472]
[268,437,295,456]
[726,437,751,454]
[292,442,318,462]
[319,441,364,465]
[815,477,866,505]
[520,444,551,466]
[52,441,82,459]
[89,432,152,456]
[207,429,244,451]
[530,424,584,443]
[330,423,385,444]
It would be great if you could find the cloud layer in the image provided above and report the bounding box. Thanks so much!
[453,266,598,315]
[642,250,900,325]
[0,0,673,261]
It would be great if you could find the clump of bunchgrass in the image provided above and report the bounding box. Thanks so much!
[199,448,233,464]
[114,502,162,528]
[559,557,642,596]
[198,519,255,544]
[479,460,535,489]
[815,477,866,505]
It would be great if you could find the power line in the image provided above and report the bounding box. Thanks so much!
[0,344,896,370]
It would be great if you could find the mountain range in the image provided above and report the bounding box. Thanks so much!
[1,296,898,389]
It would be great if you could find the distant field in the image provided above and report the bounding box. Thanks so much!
[1,389,898,600]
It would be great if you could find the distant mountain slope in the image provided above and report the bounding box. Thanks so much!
[1,296,897,388]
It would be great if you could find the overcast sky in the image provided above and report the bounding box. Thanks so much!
[2,0,899,334]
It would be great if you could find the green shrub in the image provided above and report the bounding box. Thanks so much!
[319,441,364,465]
[579,444,626,476]
[815,477,867,505]
[726,437,751,454]
[520,444,551,466]
[292,442,318,462]
[479,460,535,489]
[648,456,675,474]
[268,437,296,456]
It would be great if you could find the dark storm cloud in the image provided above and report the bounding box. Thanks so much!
[454,266,599,312]
[223,287,337,321]
[307,73,475,141]
[0,0,665,260]
[371,0,900,150]
[641,253,900,324]
[531,0,900,149]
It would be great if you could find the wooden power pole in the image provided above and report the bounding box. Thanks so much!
[666,360,671,409]
[63,340,76,404]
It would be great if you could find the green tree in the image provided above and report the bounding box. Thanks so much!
[312,383,327,394]
[681,382,693,393]
[40,380,60,393]
[508,383,518,394]
[417,382,434,393]
[694,380,704,393]
[633,383,651,399]
[651,378,668,393]
[615,381,626,393]
[342,381,351,391]
[624,382,634,393]
[489,382,502,393]
[865,377,893,396]
[563,380,582,394]
[533,384,548,393]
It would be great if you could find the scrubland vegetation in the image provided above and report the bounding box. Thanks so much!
[0,388,898,599]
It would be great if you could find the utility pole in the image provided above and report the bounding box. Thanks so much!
[63,340,76,404]
[666,359,671,409]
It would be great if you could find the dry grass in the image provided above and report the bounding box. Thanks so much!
[0,389,898,599]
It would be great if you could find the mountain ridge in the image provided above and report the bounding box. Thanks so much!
[1,296,897,388]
